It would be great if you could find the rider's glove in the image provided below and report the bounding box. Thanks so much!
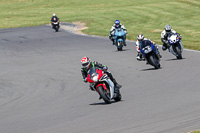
[111,31,115,36]
[177,33,182,39]
[84,77,87,83]
[124,30,127,34]
[103,66,108,71]
[164,40,168,44]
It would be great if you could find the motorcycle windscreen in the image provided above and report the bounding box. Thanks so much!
[140,40,153,53]
[87,67,97,83]
[87,67,103,83]
[140,40,151,49]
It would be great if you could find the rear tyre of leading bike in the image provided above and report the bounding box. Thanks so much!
[114,89,122,102]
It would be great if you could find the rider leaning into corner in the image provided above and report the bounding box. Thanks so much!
[161,25,182,51]
[50,13,60,28]
[109,20,127,46]
[81,56,122,92]
[135,34,162,61]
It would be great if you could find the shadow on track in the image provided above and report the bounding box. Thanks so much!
[165,58,185,61]
[113,49,131,52]
[89,100,124,106]
[140,67,162,71]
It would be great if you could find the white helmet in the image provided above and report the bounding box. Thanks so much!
[165,25,171,32]
[52,13,56,16]
[81,56,91,69]
[137,34,144,42]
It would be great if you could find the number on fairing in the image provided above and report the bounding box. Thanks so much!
[143,45,152,53]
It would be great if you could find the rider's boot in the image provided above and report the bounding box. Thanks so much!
[112,39,115,45]
[124,40,127,46]
[156,47,162,58]
[107,72,122,89]
[162,43,168,51]
[158,51,162,58]
[136,52,142,61]
[113,79,122,89]
[114,87,120,93]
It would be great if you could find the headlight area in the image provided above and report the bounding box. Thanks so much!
[92,74,99,82]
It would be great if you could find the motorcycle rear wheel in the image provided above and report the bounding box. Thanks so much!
[114,89,122,102]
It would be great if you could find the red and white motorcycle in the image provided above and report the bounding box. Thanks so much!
[86,67,121,104]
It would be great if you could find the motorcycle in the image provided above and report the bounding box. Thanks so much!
[52,21,59,32]
[86,67,121,104]
[111,28,126,51]
[140,40,161,69]
[167,33,183,59]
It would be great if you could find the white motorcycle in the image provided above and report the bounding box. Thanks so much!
[168,33,183,59]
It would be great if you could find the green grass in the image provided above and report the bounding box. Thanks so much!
[189,131,200,133]
[0,0,200,50]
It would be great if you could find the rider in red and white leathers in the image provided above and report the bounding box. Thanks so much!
[136,34,162,60]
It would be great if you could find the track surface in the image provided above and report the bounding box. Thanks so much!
[0,25,200,133]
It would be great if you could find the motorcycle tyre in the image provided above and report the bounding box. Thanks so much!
[149,54,160,69]
[114,90,122,102]
[117,41,123,51]
[55,26,59,32]
[53,25,59,32]
[175,46,182,59]
[98,86,111,104]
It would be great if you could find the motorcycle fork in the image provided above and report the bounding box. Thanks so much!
[172,45,179,56]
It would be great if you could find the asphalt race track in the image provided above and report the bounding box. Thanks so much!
[0,25,200,133]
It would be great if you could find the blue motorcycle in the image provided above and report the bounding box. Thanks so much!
[112,28,126,51]
[140,40,161,69]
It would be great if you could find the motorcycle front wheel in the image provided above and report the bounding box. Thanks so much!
[98,86,111,104]
[175,46,182,59]
[55,26,59,32]
[149,54,160,69]
[117,41,123,51]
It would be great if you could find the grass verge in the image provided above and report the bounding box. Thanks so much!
[0,0,200,50]
[189,131,200,133]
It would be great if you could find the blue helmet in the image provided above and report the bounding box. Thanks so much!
[115,20,120,25]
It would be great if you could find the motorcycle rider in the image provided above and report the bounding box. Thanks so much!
[51,13,60,28]
[136,34,162,61]
[109,20,127,46]
[81,56,122,91]
[161,25,182,51]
